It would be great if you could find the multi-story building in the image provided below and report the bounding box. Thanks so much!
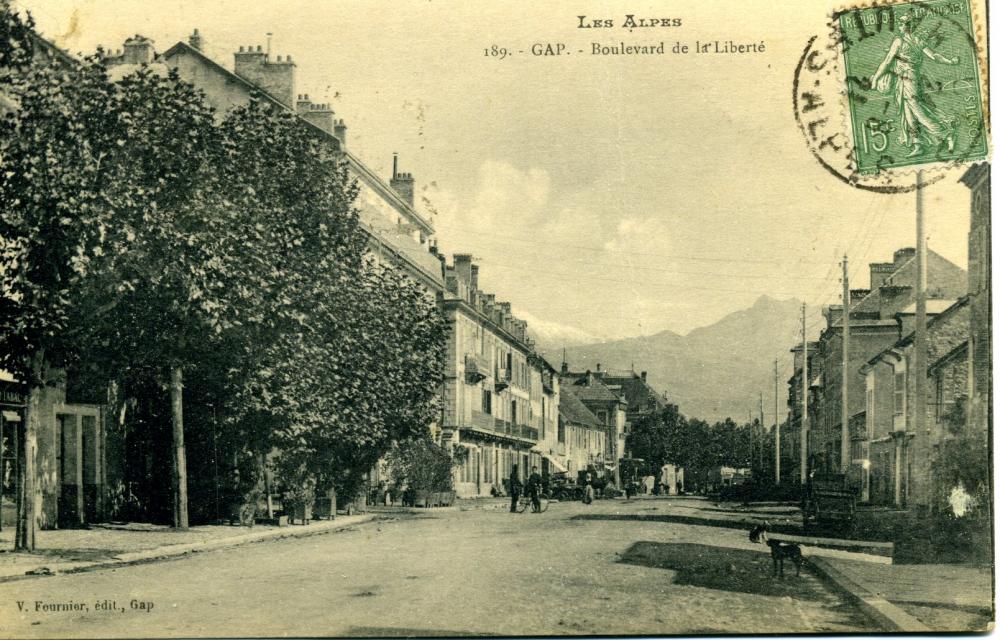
[962,164,990,435]
[558,366,628,485]
[440,255,559,497]
[810,247,966,477]
[557,385,608,476]
[861,299,968,508]
[0,31,115,531]
[590,367,667,431]
[785,341,819,484]
[105,32,444,299]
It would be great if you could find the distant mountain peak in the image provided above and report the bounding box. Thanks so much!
[561,297,818,422]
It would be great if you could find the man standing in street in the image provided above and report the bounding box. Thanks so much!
[526,466,543,513]
[509,464,522,513]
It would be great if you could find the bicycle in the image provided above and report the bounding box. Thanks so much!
[515,491,549,513]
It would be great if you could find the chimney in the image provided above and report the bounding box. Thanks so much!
[453,254,473,285]
[296,96,334,134]
[641,371,647,382]
[122,34,155,65]
[389,153,415,206]
[850,289,870,304]
[596,363,601,372]
[893,247,916,268]
[334,119,347,146]
[470,264,479,290]
[869,262,895,289]
[188,28,203,51]
[561,361,568,374]
[234,44,296,107]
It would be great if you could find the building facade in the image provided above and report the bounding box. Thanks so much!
[440,255,558,497]
[557,384,608,476]
[810,248,966,478]
[558,366,628,485]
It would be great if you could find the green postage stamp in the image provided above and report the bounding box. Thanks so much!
[838,0,988,174]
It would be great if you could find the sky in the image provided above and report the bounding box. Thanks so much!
[18,0,986,340]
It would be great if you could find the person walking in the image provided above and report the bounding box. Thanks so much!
[526,466,543,513]
[509,464,522,513]
[582,472,595,505]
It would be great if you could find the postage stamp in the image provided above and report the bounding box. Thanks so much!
[836,0,988,174]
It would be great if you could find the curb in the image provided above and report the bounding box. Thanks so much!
[0,514,377,584]
[809,557,931,632]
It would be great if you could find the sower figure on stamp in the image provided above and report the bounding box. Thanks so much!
[869,12,960,157]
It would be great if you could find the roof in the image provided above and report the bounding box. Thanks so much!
[896,299,959,316]
[160,41,434,237]
[835,248,964,322]
[598,373,666,412]
[559,386,601,428]
[561,374,623,404]
[929,340,969,373]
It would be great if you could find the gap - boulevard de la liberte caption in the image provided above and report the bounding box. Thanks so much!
[485,15,765,59]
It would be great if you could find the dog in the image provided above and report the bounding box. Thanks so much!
[748,522,769,544]
[766,538,804,577]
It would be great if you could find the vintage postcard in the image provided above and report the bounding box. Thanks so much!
[0,0,992,636]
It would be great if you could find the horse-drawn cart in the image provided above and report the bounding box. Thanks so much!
[803,473,857,527]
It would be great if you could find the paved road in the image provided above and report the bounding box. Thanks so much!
[0,498,878,637]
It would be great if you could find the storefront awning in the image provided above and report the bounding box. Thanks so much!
[2,410,20,422]
[543,454,568,474]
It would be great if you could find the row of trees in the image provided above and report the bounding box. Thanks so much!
[626,404,779,491]
[0,6,446,549]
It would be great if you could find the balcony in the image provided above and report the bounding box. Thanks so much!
[464,354,488,384]
[462,412,538,443]
[470,410,494,431]
[494,417,512,435]
[494,368,510,392]
[515,425,539,441]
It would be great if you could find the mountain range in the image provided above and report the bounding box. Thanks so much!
[531,296,823,423]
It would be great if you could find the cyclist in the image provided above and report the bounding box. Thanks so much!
[526,466,543,513]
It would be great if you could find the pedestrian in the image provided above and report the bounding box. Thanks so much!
[582,472,594,505]
[526,466,543,513]
[509,464,522,513]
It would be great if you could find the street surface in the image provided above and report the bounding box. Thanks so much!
[0,498,877,637]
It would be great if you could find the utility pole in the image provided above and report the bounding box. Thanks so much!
[801,303,809,484]
[914,170,928,447]
[775,358,780,484]
[758,392,765,473]
[841,255,851,474]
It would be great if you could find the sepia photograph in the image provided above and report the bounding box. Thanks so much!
[0,0,992,636]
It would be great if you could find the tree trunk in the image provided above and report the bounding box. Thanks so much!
[170,366,189,530]
[261,453,273,519]
[15,352,44,551]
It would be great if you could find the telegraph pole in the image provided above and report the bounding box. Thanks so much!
[775,358,780,484]
[914,171,928,443]
[841,255,851,474]
[758,392,765,473]
[801,303,808,484]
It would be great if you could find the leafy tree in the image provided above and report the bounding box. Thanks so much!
[386,437,455,495]
[0,10,119,548]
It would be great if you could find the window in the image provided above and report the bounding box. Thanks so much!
[893,372,905,416]
[482,390,492,414]
[558,419,565,443]
[511,400,517,425]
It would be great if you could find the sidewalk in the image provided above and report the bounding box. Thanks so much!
[0,514,375,582]
[811,556,993,631]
